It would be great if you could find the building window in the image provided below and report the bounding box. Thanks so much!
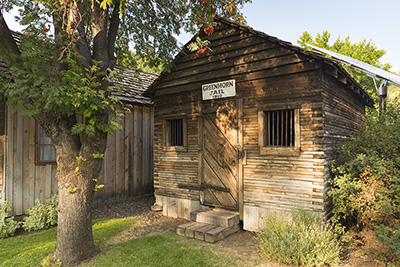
[264,109,295,147]
[163,116,187,151]
[167,119,184,146]
[36,124,57,164]
[258,108,300,156]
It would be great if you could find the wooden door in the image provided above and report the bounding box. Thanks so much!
[201,100,239,210]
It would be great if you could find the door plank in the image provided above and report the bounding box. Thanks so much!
[201,100,239,210]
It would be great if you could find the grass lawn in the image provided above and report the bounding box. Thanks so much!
[0,218,259,267]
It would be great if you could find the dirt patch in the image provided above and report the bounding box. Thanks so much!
[337,229,397,267]
[92,195,187,244]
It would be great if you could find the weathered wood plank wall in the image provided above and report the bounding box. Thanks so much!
[4,105,154,215]
[240,72,326,213]
[321,75,366,217]
[153,21,329,214]
[0,99,5,203]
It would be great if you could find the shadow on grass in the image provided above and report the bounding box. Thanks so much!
[0,217,258,267]
[82,232,256,267]
[0,218,135,267]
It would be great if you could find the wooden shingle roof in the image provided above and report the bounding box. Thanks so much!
[112,67,157,105]
[146,16,374,107]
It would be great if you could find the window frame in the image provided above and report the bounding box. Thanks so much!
[163,115,187,152]
[35,123,57,165]
[258,103,301,156]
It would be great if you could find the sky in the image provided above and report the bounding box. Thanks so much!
[3,1,400,73]
[240,0,400,73]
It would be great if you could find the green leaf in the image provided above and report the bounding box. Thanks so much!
[100,0,112,10]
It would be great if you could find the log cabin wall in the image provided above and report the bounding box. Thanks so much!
[151,20,328,224]
[321,73,367,218]
[152,88,202,218]
[150,17,372,229]
[241,71,326,231]
[3,105,154,215]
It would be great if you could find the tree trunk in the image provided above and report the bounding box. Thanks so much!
[53,130,107,265]
[55,174,96,265]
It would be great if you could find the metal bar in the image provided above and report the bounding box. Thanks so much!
[285,110,288,146]
[290,110,293,146]
[279,110,284,146]
[267,111,270,146]
[272,111,275,146]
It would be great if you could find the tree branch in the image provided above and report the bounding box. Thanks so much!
[107,2,121,68]
[52,10,69,74]
[67,0,91,68]
[91,0,109,70]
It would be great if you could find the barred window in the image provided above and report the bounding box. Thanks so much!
[258,107,300,156]
[166,119,184,146]
[264,109,295,147]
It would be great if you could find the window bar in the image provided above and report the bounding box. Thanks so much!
[178,119,182,146]
[289,109,293,146]
[265,112,271,146]
[173,120,177,146]
[170,120,174,146]
[173,120,176,146]
[276,111,280,146]
[285,110,288,146]
[277,111,280,146]
[279,110,284,146]
[272,111,275,146]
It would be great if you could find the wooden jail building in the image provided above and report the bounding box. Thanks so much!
[145,17,374,231]
[0,64,156,215]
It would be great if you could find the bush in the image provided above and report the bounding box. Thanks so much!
[23,195,59,231]
[0,201,20,238]
[257,210,340,266]
[329,101,400,262]
[375,223,400,260]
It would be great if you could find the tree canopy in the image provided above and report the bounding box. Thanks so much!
[297,30,392,98]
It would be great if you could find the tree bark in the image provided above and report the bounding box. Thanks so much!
[52,127,108,265]
[54,167,97,265]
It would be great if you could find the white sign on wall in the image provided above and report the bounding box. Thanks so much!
[202,79,236,100]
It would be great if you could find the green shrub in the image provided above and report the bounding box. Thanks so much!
[0,201,20,238]
[329,101,400,262]
[257,209,340,266]
[375,223,400,260]
[23,195,59,231]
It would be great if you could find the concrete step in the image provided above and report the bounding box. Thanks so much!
[177,221,240,243]
[190,210,239,228]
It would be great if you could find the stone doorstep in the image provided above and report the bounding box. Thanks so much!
[177,221,240,243]
[205,224,240,243]
[150,204,163,211]
[190,210,239,228]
